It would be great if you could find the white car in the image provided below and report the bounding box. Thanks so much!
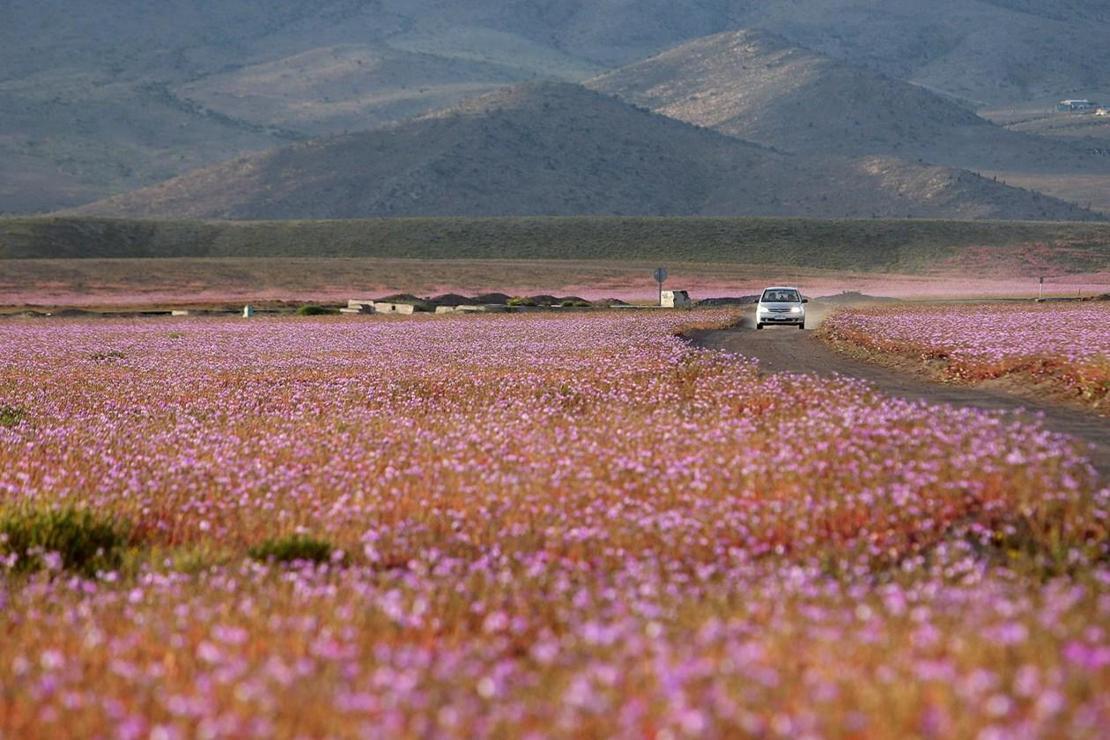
[755,287,808,330]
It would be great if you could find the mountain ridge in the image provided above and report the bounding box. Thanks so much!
[588,29,1110,213]
[73,82,1102,223]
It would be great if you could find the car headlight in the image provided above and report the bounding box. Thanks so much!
[757,306,769,313]
[790,306,802,314]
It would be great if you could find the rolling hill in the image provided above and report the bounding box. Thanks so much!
[172,44,544,138]
[73,83,1100,222]
[589,30,1059,167]
[588,29,1110,213]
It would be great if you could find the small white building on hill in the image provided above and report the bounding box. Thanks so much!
[1057,99,1098,113]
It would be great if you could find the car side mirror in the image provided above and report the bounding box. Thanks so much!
[802,299,809,304]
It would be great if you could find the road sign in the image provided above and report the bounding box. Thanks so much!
[654,267,668,306]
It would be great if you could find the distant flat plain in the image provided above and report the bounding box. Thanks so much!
[2,257,1108,310]
[2,216,1107,308]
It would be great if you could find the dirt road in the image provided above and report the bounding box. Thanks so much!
[689,320,1110,479]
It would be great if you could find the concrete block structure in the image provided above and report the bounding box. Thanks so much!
[661,290,692,308]
[374,302,416,315]
[456,305,509,313]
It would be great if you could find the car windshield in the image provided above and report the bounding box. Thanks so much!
[762,289,800,303]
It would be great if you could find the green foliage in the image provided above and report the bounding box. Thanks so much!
[248,535,338,565]
[0,405,25,428]
[507,296,537,307]
[295,304,336,316]
[0,507,130,576]
[561,299,591,307]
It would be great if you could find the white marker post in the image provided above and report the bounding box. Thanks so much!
[1039,276,1044,301]
[654,267,668,307]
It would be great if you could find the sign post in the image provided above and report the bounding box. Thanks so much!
[653,267,668,306]
[1039,276,1044,301]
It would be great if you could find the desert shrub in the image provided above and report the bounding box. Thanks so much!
[0,405,24,428]
[0,507,130,576]
[507,297,537,307]
[560,300,591,308]
[248,535,338,565]
[295,305,335,316]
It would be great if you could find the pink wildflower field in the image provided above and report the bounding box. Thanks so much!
[0,312,1107,737]
[822,303,1110,412]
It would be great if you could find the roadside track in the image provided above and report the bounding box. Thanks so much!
[689,320,1110,479]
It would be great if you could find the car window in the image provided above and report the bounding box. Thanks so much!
[762,290,800,302]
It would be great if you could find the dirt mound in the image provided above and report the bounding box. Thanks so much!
[430,293,479,306]
[377,294,435,311]
[474,293,512,305]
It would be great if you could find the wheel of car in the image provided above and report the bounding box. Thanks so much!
[756,323,763,330]
[798,323,805,330]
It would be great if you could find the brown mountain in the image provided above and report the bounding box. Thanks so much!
[75,83,1099,222]
[173,44,555,138]
[588,29,1110,213]
[5,2,1110,214]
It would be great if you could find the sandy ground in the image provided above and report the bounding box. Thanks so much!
[689,309,1110,479]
